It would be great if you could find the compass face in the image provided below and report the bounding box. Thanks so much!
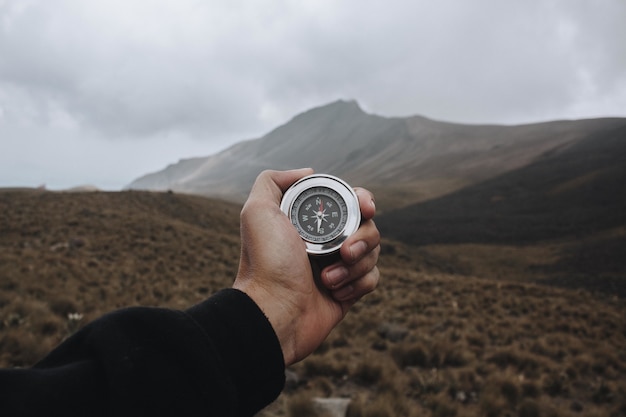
[291,186,348,243]
[280,174,360,255]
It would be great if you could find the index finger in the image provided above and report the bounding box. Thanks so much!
[354,187,376,220]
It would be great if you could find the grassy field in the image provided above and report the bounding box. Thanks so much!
[277,241,626,417]
[0,190,624,416]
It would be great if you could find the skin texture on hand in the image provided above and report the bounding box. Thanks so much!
[233,169,380,366]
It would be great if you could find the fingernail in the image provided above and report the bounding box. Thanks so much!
[326,266,348,288]
[349,241,368,262]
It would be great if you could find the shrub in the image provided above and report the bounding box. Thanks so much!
[442,347,474,368]
[286,392,316,417]
[31,314,64,336]
[480,386,510,417]
[518,399,540,417]
[430,398,457,417]
[48,297,78,317]
[487,348,545,378]
[591,381,614,405]
[302,356,349,379]
[352,361,383,386]
[346,396,365,417]
[362,397,394,417]
[521,382,540,398]
[305,376,333,397]
[500,380,520,406]
[466,333,486,348]
[391,343,428,368]
[542,372,567,397]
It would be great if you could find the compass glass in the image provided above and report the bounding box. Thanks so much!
[290,186,348,243]
[280,173,361,255]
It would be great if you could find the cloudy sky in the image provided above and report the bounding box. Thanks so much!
[1,0,625,190]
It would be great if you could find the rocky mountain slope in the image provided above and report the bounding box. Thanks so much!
[127,100,625,205]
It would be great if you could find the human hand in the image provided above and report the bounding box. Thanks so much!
[233,169,380,366]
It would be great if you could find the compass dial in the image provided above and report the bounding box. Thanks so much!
[280,174,360,255]
[291,186,348,243]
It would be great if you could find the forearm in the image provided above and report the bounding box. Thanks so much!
[0,289,285,417]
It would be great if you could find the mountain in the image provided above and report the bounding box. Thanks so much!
[377,122,626,246]
[375,121,626,295]
[126,100,625,205]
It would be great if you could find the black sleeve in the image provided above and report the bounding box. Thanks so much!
[0,289,286,417]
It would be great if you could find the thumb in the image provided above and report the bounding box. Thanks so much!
[247,168,314,205]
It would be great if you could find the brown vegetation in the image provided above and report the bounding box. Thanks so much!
[1,190,625,416]
[0,189,241,366]
[278,262,625,417]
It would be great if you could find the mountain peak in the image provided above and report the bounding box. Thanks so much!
[291,99,365,122]
[320,99,361,110]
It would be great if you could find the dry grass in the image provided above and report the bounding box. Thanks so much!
[1,190,625,417]
[0,190,241,366]
[285,266,626,417]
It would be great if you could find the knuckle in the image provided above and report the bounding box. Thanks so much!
[350,251,378,278]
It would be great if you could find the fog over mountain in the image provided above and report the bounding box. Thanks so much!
[127,100,626,204]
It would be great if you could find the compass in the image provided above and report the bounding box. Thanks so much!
[280,174,361,256]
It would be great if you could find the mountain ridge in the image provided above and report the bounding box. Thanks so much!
[377,122,626,245]
[127,100,626,207]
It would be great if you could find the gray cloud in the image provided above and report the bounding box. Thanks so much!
[1,0,625,188]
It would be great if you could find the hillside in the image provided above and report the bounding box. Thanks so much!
[378,123,626,244]
[376,122,626,296]
[0,190,242,364]
[127,100,625,206]
[1,190,624,417]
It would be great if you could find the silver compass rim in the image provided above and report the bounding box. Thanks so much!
[280,174,361,256]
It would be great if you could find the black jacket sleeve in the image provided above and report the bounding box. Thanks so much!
[0,289,286,417]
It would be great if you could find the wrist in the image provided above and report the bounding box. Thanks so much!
[232,280,299,366]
